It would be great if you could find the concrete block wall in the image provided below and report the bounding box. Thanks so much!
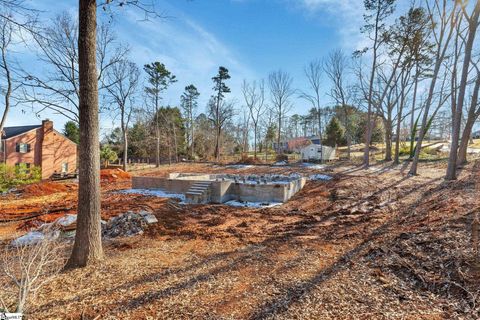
[132,176,197,193]
[132,175,307,204]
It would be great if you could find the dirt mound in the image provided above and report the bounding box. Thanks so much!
[100,168,132,182]
[21,182,73,196]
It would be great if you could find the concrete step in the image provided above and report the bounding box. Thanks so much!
[190,184,209,189]
[192,181,211,184]
[186,191,203,196]
[189,187,208,192]
[190,186,210,190]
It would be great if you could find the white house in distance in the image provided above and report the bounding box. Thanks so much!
[300,143,336,162]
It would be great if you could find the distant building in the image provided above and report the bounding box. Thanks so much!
[0,120,77,179]
[274,135,321,153]
[300,143,336,162]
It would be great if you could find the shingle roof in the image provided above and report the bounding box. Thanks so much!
[2,125,42,139]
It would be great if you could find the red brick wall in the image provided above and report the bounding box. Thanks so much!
[0,128,42,167]
[0,122,77,179]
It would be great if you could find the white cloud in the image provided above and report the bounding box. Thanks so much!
[119,9,256,113]
[294,0,366,51]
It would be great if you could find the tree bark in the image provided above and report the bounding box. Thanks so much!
[458,74,480,165]
[253,124,257,159]
[446,1,480,180]
[408,65,419,158]
[363,4,381,168]
[0,56,11,134]
[394,90,405,164]
[66,0,104,268]
[410,5,457,176]
[214,126,221,161]
[0,21,12,135]
[122,129,128,172]
[155,126,160,167]
[277,110,282,154]
[384,119,392,162]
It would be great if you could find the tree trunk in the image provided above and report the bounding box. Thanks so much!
[122,129,128,172]
[277,113,282,154]
[66,0,104,268]
[458,118,475,165]
[409,65,419,157]
[394,80,407,164]
[343,105,351,160]
[155,126,160,167]
[458,75,480,165]
[384,120,392,162]
[363,8,380,168]
[446,1,480,180]
[253,124,257,159]
[172,122,178,162]
[0,36,11,135]
[317,108,323,142]
[191,113,194,160]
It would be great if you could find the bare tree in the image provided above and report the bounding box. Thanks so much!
[0,14,14,135]
[324,49,353,158]
[409,0,460,176]
[358,0,396,167]
[0,1,37,32]
[1,228,64,313]
[269,70,294,153]
[240,107,250,153]
[208,97,235,161]
[22,12,127,123]
[299,60,323,140]
[242,79,266,159]
[143,61,177,167]
[180,84,200,159]
[458,61,480,165]
[104,59,140,171]
[211,66,231,161]
[445,0,480,180]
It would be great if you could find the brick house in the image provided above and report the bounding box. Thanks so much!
[0,120,77,179]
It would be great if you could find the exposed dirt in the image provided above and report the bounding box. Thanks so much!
[1,161,479,319]
[21,181,76,197]
[100,168,132,182]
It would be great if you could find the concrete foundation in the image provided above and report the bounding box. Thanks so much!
[131,173,306,204]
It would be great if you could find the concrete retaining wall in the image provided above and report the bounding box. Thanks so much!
[132,176,307,204]
[132,176,197,194]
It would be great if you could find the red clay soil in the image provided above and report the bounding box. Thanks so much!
[100,168,132,182]
[21,181,76,196]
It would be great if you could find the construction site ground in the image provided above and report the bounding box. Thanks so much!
[1,161,479,319]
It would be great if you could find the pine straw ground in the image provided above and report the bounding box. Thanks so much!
[1,161,480,319]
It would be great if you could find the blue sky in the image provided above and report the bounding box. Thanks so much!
[7,0,370,132]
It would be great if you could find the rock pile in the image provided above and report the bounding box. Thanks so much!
[102,211,157,238]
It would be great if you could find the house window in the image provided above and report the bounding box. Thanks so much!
[16,143,30,153]
[61,162,68,173]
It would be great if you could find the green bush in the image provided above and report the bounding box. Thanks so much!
[0,163,41,192]
[100,145,118,168]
